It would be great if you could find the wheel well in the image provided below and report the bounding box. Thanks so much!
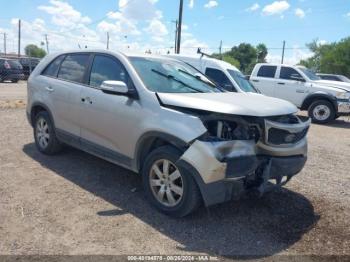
[301,95,336,112]
[137,137,186,172]
[30,105,47,126]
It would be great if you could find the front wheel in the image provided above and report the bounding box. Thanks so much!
[308,100,335,124]
[142,146,202,217]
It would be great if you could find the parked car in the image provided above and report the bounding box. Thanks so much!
[19,57,40,79]
[250,63,350,124]
[27,51,310,217]
[0,58,24,83]
[166,54,259,93]
[316,73,350,83]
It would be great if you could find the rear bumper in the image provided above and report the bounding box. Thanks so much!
[178,155,307,207]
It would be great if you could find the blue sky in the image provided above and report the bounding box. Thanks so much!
[0,0,349,63]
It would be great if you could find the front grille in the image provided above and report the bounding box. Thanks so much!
[268,127,309,145]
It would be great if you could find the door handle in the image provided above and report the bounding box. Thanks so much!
[277,82,285,85]
[45,86,54,92]
[252,80,259,82]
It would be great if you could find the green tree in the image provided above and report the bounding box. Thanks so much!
[24,44,47,58]
[256,43,268,63]
[300,37,350,78]
[229,43,256,74]
[222,55,240,68]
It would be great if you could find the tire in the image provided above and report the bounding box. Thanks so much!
[11,79,19,83]
[34,111,63,155]
[308,100,335,124]
[142,146,202,217]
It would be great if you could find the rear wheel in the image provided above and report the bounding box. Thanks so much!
[142,146,202,217]
[34,111,63,155]
[308,100,335,124]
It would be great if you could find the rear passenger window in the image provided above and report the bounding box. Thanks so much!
[42,55,64,77]
[205,68,235,91]
[58,54,89,83]
[257,66,277,78]
[89,55,128,87]
[280,67,303,80]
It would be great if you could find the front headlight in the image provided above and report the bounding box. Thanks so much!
[336,92,350,101]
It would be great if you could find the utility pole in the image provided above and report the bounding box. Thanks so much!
[219,40,223,60]
[281,40,286,64]
[45,34,49,54]
[175,20,178,53]
[18,19,21,57]
[2,33,6,55]
[107,32,110,50]
[176,0,183,54]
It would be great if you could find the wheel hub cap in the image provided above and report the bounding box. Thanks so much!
[36,118,50,149]
[313,105,330,121]
[149,159,183,207]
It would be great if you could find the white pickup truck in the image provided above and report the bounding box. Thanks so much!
[250,63,350,124]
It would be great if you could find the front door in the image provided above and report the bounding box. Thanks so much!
[79,54,142,166]
[274,66,307,107]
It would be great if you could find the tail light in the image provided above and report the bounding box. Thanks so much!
[4,61,11,69]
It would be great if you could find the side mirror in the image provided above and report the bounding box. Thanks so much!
[290,74,305,82]
[100,81,138,98]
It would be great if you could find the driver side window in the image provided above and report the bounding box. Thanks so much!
[280,67,304,81]
[205,68,235,91]
[89,55,128,88]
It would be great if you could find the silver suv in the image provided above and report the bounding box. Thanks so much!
[27,50,311,217]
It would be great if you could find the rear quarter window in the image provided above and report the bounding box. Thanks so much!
[42,55,65,78]
[257,65,277,78]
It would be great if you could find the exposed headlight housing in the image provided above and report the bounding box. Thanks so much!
[336,92,350,101]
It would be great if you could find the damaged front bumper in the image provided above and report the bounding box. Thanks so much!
[177,117,310,207]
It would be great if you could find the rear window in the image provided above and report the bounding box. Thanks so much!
[57,54,90,83]
[257,65,277,78]
[7,60,23,69]
[42,55,65,78]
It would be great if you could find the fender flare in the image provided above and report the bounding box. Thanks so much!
[29,102,55,128]
[134,131,189,172]
[300,92,338,112]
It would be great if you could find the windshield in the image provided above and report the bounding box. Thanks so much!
[227,69,258,93]
[129,57,221,93]
[298,67,321,81]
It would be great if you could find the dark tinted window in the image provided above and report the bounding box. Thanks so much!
[58,54,89,83]
[280,67,303,80]
[257,66,277,78]
[7,60,23,69]
[320,75,340,81]
[89,55,128,87]
[42,56,64,77]
[205,68,235,91]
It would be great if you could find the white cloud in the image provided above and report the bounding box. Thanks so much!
[295,8,305,18]
[262,1,290,16]
[204,1,218,9]
[144,18,168,41]
[38,0,91,29]
[189,0,195,9]
[346,12,350,17]
[266,46,313,65]
[246,3,260,12]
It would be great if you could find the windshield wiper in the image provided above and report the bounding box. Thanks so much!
[177,69,217,88]
[151,69,204,93]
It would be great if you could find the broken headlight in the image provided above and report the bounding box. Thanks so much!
[200,118,261,142]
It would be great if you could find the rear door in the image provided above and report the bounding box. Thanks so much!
[251,65,278,97]
[274,66,307,107]
[44,53,90,142]
[79,53,142,165]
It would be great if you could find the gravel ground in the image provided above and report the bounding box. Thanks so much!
[0,83,349,259]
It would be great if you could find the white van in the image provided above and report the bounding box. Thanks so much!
[166,54,258,93]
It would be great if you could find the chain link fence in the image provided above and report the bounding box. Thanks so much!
[0,54,40,83]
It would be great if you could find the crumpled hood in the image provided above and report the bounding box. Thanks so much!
[313,80,350,92]
[157,92,298,117]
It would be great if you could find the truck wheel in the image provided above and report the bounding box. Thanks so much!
[308,100,335,124]
[34,111,63,155]
[142,146,202,217]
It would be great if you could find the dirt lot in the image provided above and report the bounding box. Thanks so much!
[0,82,349,259]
